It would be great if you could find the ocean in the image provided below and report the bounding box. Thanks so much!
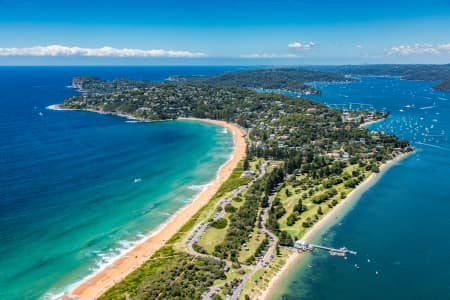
[0,67,239,299]
[273,77,450,299]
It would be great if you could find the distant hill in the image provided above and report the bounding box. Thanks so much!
[305,64,450,81]
[169,68,353,94]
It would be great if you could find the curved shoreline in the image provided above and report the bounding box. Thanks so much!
[261,151,413,299]
[53,108,246,300]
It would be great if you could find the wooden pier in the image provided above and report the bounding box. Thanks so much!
[294,240,357,256]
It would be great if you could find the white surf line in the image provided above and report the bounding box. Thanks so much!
[415,142,450,151]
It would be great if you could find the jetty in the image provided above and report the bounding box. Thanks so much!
[293,240,357,256]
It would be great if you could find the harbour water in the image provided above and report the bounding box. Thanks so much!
[273,77,450,299]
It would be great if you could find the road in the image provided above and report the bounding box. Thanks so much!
[185,186,247,299]
[230,189,279,300]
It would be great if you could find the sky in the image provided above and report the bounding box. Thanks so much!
[0,0,449,65]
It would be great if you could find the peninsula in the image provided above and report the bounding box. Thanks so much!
[168,67,354,94]
[60,71,413,300]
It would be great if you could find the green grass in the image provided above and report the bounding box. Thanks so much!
[198,226,228,254]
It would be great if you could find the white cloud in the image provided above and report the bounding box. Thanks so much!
[240,53,299,58]
[0,45,206,58]
[356,44,363,49]
[386,43,450,56]
[240,41,317,58]
[288,41,316,50]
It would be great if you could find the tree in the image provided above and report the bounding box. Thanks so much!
[286,212,299,226]
[302,221,311,228]
[294,198,303,213]
[224,204,237,213]
[211,218,228,229]
[279,231,293,246]
[371,164,380,173]
[243,158,249,170]
[317,206,323,215]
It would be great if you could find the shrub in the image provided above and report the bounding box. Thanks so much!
[193,243,208,254]
[224,204,237,213]
[273,206,286,219]
[233,196,243,202]
[211,218,228,229]
[279,231,293,246]
[286,212,299,226]
[317,206,323,215]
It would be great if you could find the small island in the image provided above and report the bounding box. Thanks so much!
[60,72,413,300]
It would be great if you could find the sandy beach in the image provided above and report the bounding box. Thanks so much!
[360,117,387,128]
[261,151,413,299]
[61,117,246,300]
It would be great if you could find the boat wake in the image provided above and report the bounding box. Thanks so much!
[415,142,450,151]
[419,106,437,110]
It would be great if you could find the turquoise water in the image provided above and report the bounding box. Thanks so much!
[0,67,236,299]
[273,77,450,299]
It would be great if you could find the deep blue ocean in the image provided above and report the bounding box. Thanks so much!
[273,77,450,299]
[0,67,240,299]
